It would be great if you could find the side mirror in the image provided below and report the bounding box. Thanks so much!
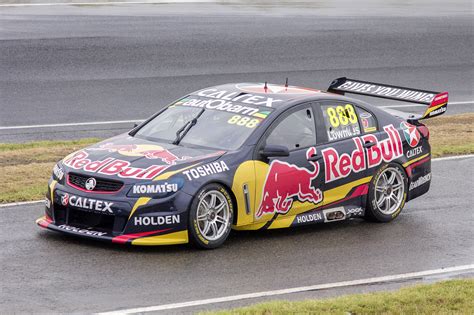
[260,144,290,158]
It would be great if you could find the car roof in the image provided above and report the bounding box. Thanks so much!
[189,82,329,108]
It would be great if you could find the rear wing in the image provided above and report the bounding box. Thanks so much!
[328,77,448,120]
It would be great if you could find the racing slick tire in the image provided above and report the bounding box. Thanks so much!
[365,163,408,222]
[189,183,234,249]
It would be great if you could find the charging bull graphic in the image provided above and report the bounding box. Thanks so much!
[256,147,323,218]
[93,143,180,165]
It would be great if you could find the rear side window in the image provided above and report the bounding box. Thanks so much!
[320,102,361,142]
[356,107,378,133]
[266,107,316,150]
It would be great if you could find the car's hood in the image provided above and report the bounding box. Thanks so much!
[61,134,226,182]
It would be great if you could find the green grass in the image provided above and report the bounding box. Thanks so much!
[203,279,474,315]
[0,113,472,203]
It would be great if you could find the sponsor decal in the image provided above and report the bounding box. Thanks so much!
[133,215,180,226]
[61,193,113,214]
[295,211,324,225]
[91,143,181,165]
[177,97,270,118]
[322,124,403,183]
[84,177,96,191]
[132,182,178,195]
[196,87,283,107]
[428,106,447,117]
[406,146,423,158]
[63,150,168,180]
[183,161,229,181]
[337,80,435,103]
[57,224,107,237]
[400,122,421,148]
[409,173,431,191]
[256,147,323,218]
[53,164,64,180]
[44,198,51,209]
[346,206,363,217]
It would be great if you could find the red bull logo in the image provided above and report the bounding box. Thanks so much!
[63,150,168,180]
[256,147,323,218]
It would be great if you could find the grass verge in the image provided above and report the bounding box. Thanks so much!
[0,139,101,203]
[0,113,472,204]
[203,279,474,315]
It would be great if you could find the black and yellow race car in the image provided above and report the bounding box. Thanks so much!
[36,78,448,248]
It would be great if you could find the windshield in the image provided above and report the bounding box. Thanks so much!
[134,97,273,150]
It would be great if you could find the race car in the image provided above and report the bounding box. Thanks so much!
[36,78,448,248]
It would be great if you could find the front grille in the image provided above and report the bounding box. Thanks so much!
[68,173,123,193]
[53,204,128,233]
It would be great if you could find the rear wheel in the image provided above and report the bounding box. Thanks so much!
[188,183,233,249]
[366,163,407,222]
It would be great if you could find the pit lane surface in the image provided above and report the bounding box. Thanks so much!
[0,156,472,313]
[0,1,473,142]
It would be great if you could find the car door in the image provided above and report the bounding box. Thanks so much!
[253,104,325,222]
[314,100,370,218]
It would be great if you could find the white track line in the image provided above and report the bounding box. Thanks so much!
[0,1,213,7]
[0,154,472,209]
[0,200,44,208]
[0,100,472,131]
[97,264,474,314]
[0,119,144,131]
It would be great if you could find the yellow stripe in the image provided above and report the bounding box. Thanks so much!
[153,163,199,181]
[131,230,188,246]
[322,176,372,206]
[128,197,151,220]
[49,180,57,202]
[423,102,447,117]
[403,153,430,168]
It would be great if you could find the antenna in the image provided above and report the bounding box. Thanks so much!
[285,77,289,89]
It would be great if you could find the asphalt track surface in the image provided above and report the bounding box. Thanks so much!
[0,1,473,142]
[0,156,472,313]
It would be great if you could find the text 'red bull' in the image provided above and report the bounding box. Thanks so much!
[322,124,403,183]
[256,147,323,218]
[63,150,168,179]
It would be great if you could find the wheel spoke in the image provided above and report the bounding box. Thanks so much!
[390,194,398,205]
[215,202,226,213]
[197,213,207,221]
[215,216,226,225]
[210,222,218,236]
[209,194,217,209]
[377,195,385,206]
[387,172,396,184]
[375,186,385,193]
[200,199,210,211]
[202,221,211,235]
[385,197,391,211]
[382,172,388,185]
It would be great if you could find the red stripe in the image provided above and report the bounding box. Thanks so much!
[112,228,172,244]
[38,217,53,228]
[322,183,369,209]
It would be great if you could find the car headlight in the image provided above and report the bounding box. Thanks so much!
[127,178,184,198]
[52,163,65,182]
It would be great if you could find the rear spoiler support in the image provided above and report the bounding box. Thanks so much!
[328,77,448,121]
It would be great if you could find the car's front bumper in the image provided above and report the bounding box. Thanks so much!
[36,216,189,245]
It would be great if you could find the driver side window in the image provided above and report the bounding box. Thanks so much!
[266,107,316,150]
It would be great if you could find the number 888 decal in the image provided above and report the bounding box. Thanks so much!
[322,104,361,141]
[227,115,261,128]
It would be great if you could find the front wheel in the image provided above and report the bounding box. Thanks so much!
[188,183,234,249]
[366,163,407,222]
